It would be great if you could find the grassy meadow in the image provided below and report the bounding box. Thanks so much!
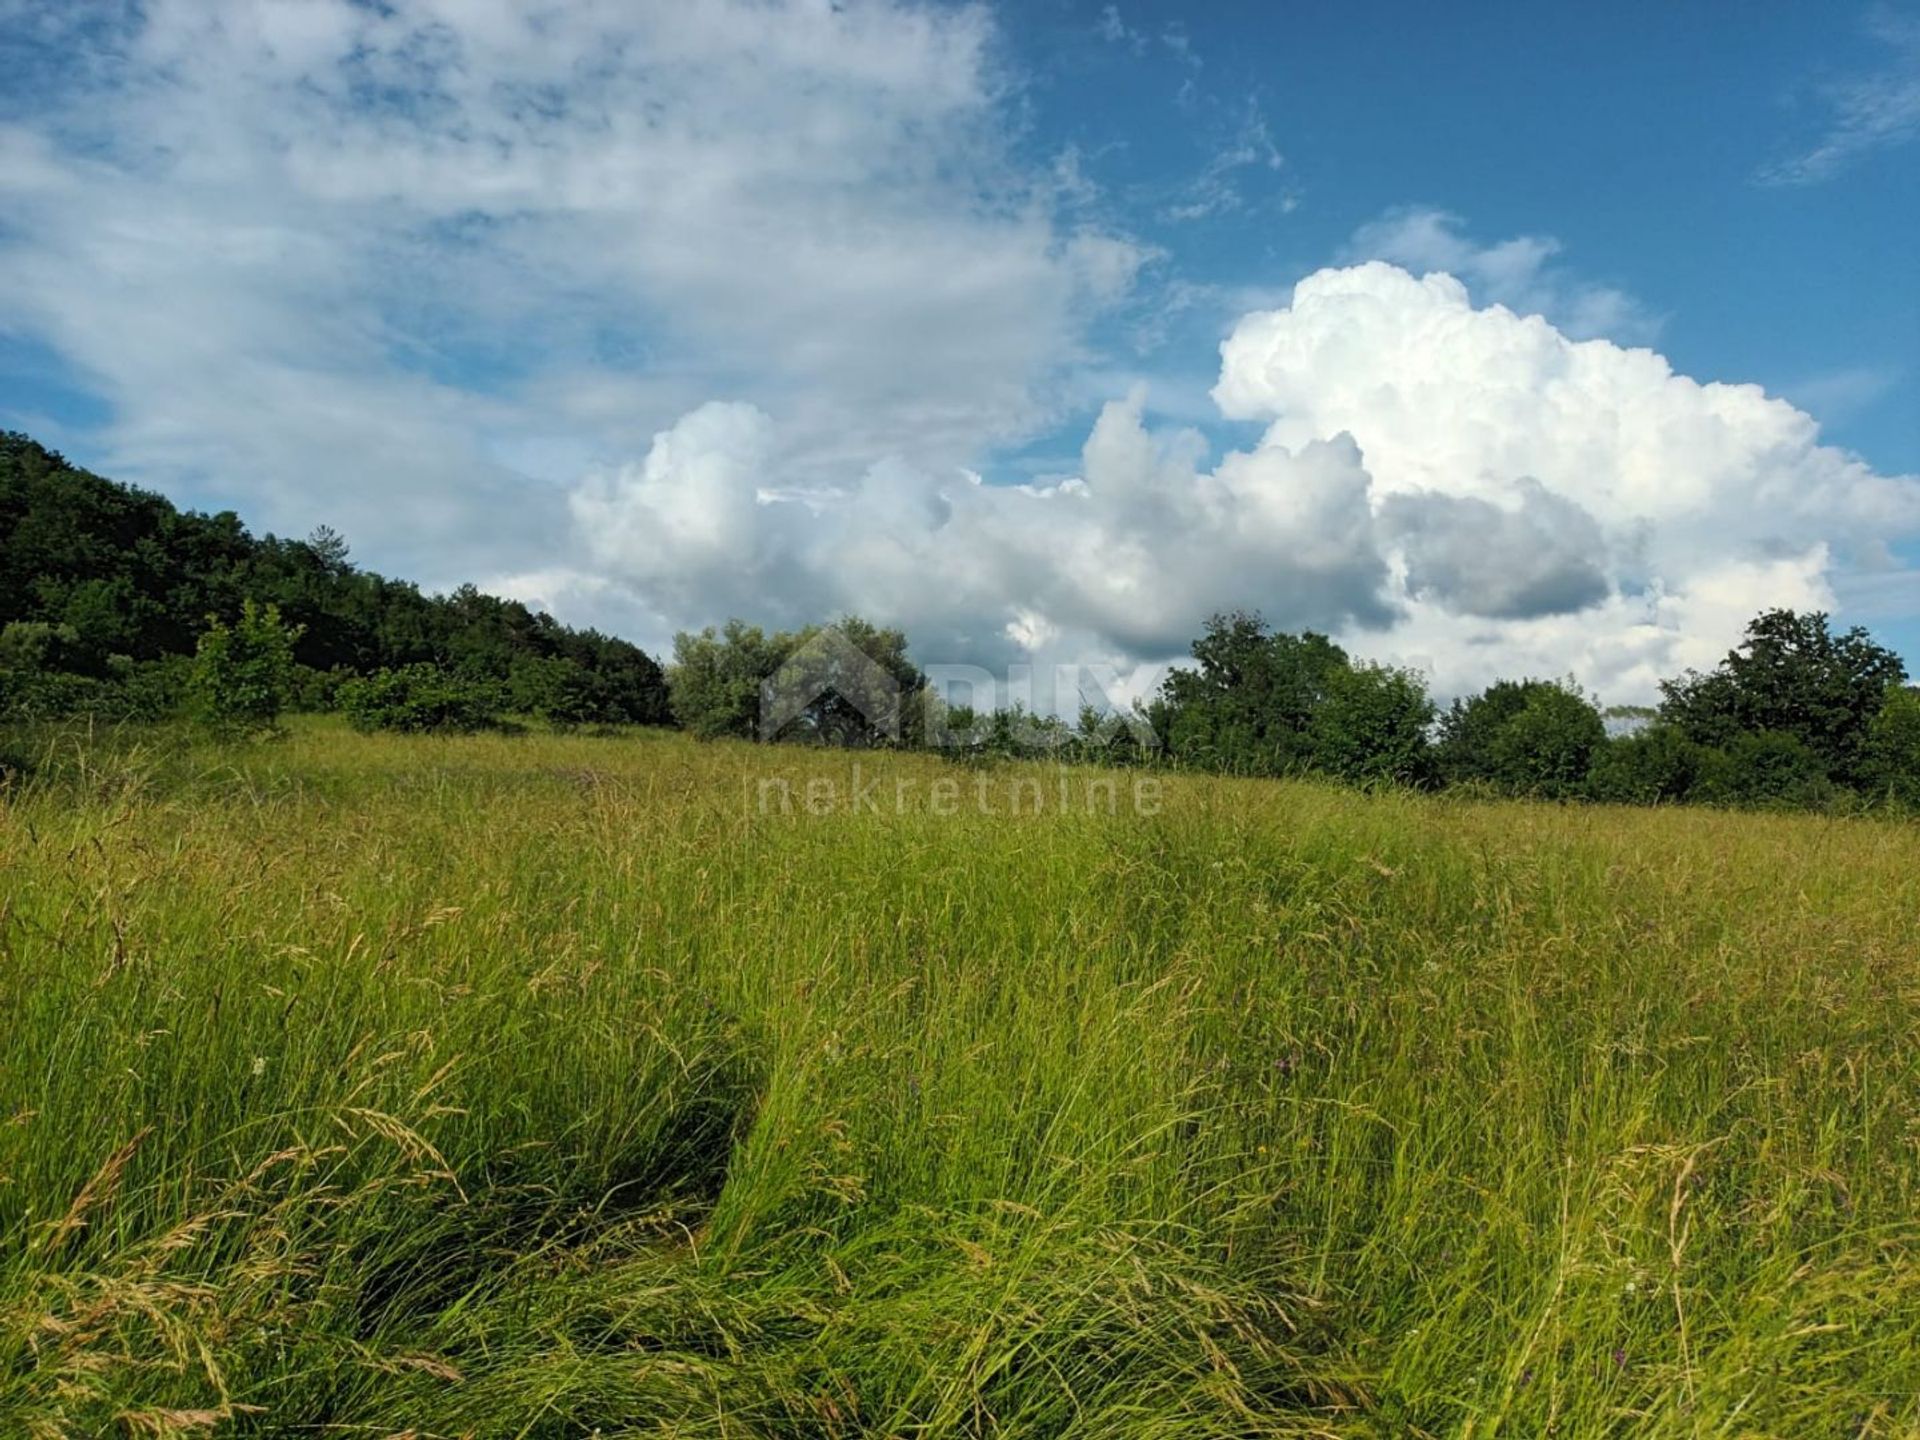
[1,720,1917,1438]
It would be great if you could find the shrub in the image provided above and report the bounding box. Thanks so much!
[1437,679,1605,799]
[1307,662,1436,787]
[509,654,613,728]
[1586,724,1712,805]
[291,663,356,714]
[187,601,302,735]
[0,621,83,675]
[1862,686,1920,809]
[338,664,504,733]
[1697,730,1835,810]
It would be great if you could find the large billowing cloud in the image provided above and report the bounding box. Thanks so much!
[532,261,1918,704]
[545,390,1396,687]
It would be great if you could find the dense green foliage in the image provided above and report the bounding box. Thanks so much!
[1865,685,1920,807]
[1304,661,1436,786]
[1586,723,1714,806]
[338,663,506,734]
[1,724,1916,1436]
[1146,613,1353,776]
[1660,607,1906,786]
[1135,610,1916,813]
[669,616,928,746]
[1436,678,1607,799]
[0,432,669,724]
[187,599,301,735]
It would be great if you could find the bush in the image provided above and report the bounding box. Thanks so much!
[1862,686,1920,809]
[188,600,302,735]
[0,621,83,675]
[291,663,356,714]
[1697,730,1835,810]
[1307,662,1435,787]
[509,654,614,728]
[1438,679,1605,799]
[338,664,504,733]
[1586,724,1712,805]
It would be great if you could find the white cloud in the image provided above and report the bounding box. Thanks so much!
[0,0,1149,585]
[1095,5,1146,53]
[1162,97,1287,224]
[1341,207,1660,342]
[536,261,1918,704]
[1759,7,1920,184]
[1214,263,1920,695]
[528,386,1395,684]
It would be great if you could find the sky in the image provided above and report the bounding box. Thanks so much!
[2,0,1916,708]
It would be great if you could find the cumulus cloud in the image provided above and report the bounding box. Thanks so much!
[1381,481,1611,621]
[1215,263,1919,693]
[538,261,1918,704]
[1341,207,1659,342]
[528,388,1395,690]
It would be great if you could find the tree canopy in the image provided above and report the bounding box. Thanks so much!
[1660,608,1907,786]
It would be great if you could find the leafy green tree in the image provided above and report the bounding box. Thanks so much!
[1862,686,1920,808]
[0,621,81,676]
[670,616,927,746]
[57,577,139,671]
[338,664,503,733]
[510,654,614,728]
[668,621,793,740]
[1660,609,1907,786]
[188,600,302,735]
[1151,613,1349,775]
[1438,679,1605,798]
[1586,724,1712,805]
[1307,662,1436,787]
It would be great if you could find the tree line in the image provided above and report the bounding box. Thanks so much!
[4,427,1917,812]
[665,607,1920,812]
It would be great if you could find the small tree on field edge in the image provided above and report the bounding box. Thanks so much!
[189,600,302,736]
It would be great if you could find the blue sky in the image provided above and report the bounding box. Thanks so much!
[1007,2,1919,464]
[2,0,1916,700]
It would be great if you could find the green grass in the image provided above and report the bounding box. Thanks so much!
[2,719,1917,1437]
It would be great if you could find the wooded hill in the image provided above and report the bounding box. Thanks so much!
[0,432,669,724]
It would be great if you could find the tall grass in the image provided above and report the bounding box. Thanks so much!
[1,720,1916,1437]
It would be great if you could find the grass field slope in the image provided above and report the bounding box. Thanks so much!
[2,722,1917,1438]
